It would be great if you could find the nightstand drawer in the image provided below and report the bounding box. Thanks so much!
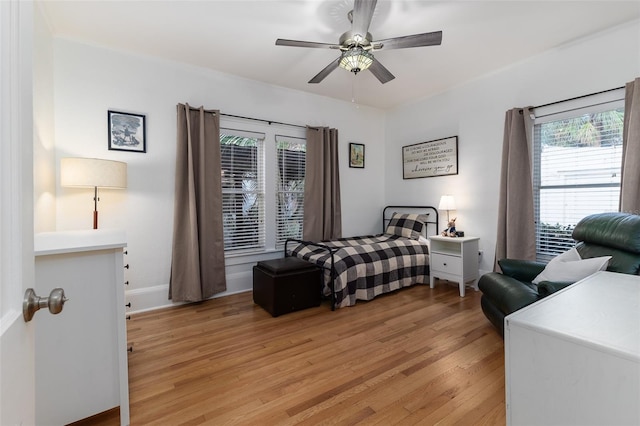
[431,253,462,274]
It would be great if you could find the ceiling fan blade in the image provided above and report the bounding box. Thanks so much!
[368,59,395,84]
[276,39,340,49]
[352,0,377,37]
[309,57,341,84]
[373,31,442,50]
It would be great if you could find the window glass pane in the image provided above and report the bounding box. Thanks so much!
[220,133,265,251]
[537,186,620,257]
[276,136,305,245]
[534,108,623,260]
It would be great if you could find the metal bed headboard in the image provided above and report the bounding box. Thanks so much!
[382,205,439,237]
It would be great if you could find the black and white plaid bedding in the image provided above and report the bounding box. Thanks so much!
[287,234,430,308]
[385,213,426,239]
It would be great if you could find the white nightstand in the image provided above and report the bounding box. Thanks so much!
[428,235,480,297]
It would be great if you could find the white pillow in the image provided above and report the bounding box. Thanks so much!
[532,247,611,284]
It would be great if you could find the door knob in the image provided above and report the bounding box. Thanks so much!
[23,288,68,322]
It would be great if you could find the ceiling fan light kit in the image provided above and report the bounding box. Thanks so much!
[275,0,442,84]
[339,47,373,74]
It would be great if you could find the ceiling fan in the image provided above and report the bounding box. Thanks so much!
[275,0,442,84]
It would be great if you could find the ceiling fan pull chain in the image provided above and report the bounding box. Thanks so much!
[351,76,360,109]
[352,77,356,103]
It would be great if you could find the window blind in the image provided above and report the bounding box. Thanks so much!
[220,129,265,251]
[275,135,306,246]
[533,105,624,260]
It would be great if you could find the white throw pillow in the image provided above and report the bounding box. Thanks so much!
[532,247,611,284]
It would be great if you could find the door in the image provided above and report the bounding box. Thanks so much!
[0,0,36,424]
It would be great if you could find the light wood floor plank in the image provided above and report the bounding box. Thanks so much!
[89,280,505,425]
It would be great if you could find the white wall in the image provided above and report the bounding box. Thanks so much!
[49,39,386,312]
[385,20,640,275]
[33,3,55,233]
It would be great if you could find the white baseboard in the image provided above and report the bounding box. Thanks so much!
[126,263,490,315]
[125,270,253,315]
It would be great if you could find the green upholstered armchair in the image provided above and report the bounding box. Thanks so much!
[478,212,640,337]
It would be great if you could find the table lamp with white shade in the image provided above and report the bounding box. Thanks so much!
[61,157,127,229]
[438,195,456,222]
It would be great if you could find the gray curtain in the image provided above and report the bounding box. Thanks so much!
[169,103,226,302]
[494,107,536,271]
[620,77,640,214]
[303,126,342,241]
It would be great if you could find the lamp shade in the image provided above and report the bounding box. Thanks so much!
[339,47,374,74]
[438,195,456,211]
[61,158,127,189]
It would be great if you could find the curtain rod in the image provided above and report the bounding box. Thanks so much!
[184,105,310,130]
[220,113,308,130]
[532,85,625,111]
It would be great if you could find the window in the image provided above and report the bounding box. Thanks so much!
[220,129,265,251]
[219,124,306,254]
[276,135,305,246]
[533,96,624,261]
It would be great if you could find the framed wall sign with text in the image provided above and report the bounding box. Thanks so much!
[402,136,458,179]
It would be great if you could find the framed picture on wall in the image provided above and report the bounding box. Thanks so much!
[349,143,365,168]
[108,110,146,153]
[402,136,458,179]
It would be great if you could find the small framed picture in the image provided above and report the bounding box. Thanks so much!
[108,110,146,153]
[349,143,365,168]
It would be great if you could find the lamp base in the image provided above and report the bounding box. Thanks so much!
[93,186,99,229]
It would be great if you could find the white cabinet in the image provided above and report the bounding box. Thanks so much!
[34,230,130,425]
[428,235,479,296]
[505,271,640,426]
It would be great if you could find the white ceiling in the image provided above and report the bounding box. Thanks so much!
[38,0,640,110]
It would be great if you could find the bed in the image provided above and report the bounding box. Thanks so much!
[285,206,438,309]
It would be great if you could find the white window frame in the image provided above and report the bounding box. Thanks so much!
[220,127,266,253]
[275,134,306,247]
[219,117,306,257]
[532,89,625,261]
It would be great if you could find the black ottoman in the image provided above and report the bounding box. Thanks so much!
[253,256,322,317]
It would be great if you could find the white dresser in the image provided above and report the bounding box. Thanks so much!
[34,230,130,425]
[505,271,640,425]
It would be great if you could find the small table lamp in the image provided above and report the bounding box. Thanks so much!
[61,157,127,229]
[438,195,456,222]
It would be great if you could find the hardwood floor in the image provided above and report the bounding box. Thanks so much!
[118,281,505,425]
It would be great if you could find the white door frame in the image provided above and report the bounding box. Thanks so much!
[0,0,36,424]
